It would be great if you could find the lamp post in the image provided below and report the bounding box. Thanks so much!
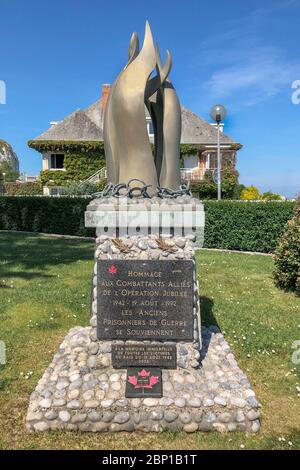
[210,104,227,200]
[2,172,5,185]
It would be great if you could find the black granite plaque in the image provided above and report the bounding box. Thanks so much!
[112,344,176,369]
[97,260,194,341]
[125,367,162,398]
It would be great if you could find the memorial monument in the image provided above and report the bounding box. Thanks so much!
[26,22,260,433]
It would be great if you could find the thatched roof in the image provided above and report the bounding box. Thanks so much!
[32,98,241,149]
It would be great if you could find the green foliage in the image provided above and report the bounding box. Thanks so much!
[262,191,282,201]
[0,161,19,183]
[0,197,296,252]
[0,196,94,237]
[180,144,199,156]
[190,168,239,199]
[273,203,300,293]
[203,200,296,253]
[63,181,99,196]
[28,140,104,153]
[29,140,106,187]
[240,185,261,200]
[4,182,42,195]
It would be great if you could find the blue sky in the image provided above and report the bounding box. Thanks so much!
[0,0,300,197]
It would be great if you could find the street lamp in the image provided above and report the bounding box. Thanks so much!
[210,104,227,200]
[2,172,6,185]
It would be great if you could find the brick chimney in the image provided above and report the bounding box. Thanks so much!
[101,84,111,117]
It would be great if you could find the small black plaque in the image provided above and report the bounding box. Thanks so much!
[97,260,194,341]
[125,367,162,398]
[112,344,176,369]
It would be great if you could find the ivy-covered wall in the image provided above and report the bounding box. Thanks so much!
[28,140,106,187]
[28,140,238,187]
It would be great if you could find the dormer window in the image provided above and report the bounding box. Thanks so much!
[50,153,65,169]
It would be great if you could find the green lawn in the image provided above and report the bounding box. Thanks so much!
[0,232,299,450]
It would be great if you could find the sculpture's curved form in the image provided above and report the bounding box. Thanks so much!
[104,22,158,192]
[104,21,182,193]
[155,46,181,190]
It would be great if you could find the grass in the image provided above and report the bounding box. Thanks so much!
[0,232,299,450]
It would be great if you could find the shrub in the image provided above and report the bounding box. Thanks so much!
[4,182,42,195]
[273,203,300,294]
[203,201,296,253]
[0,196,94,237]
[262,191,282,201]
[240,186,261,200]
[190,168,240,200]
[0,197,296,252]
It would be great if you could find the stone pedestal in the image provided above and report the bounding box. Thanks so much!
[26,196,260,433]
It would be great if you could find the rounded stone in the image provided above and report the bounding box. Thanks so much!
[71,413,87,423]
[219,412,232,423]
[214,396,227,406]
[33,422,49,432]
[56,379,69,390]
[68,389,80,400]
[85,400,100,408]
[159,397,174,406]
[44,410,58,420]
[235,410,245,422]
[179,412,191,424]
[109,374,120,382]
[212,422,227,433]
[82,390,94,401]
[246,409,260,421]
[88,410,102,422]
[185,374,196,384]
[101,399,114,408]
[102,411,114,422]
[111,382,121,391]
[203,398,214,407]
[143,398,158,407]
[174,398,186,408]
[67,400,81,410]
[173,373,185,384]
[250,419,260,433]
[39,398,52,409]
[69,373,80,382]
[131,398,141,408]
[114,412,130,424]
[188,398,201,408]
[59,411,71,423]
[53,398,66,407]
[164,411,178,423]
[87,356,97,369]
[183,422,198,433]
[151,410,164,420]
[231,397,247,408]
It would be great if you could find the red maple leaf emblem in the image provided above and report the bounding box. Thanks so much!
[127,369,159,391]
[108,265,117,274]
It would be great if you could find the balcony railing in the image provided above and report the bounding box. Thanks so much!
[180,168,216,182]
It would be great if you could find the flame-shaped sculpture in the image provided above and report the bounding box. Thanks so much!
[104,21,182,193]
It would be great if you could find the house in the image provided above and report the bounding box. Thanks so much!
[28,85,242,195]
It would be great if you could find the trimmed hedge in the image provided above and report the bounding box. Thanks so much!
[0,197,296,252]
[0,196,94,237]
[203,201,296,253]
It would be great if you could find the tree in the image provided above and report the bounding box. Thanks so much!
[262,191,282,201]
[240,186,261,200]
[0,161,19,183]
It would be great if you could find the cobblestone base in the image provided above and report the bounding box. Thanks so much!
[26,325,260,433]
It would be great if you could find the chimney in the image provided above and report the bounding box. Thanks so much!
[101,84,111,117]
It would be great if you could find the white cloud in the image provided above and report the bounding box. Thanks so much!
[193,1,300,107]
